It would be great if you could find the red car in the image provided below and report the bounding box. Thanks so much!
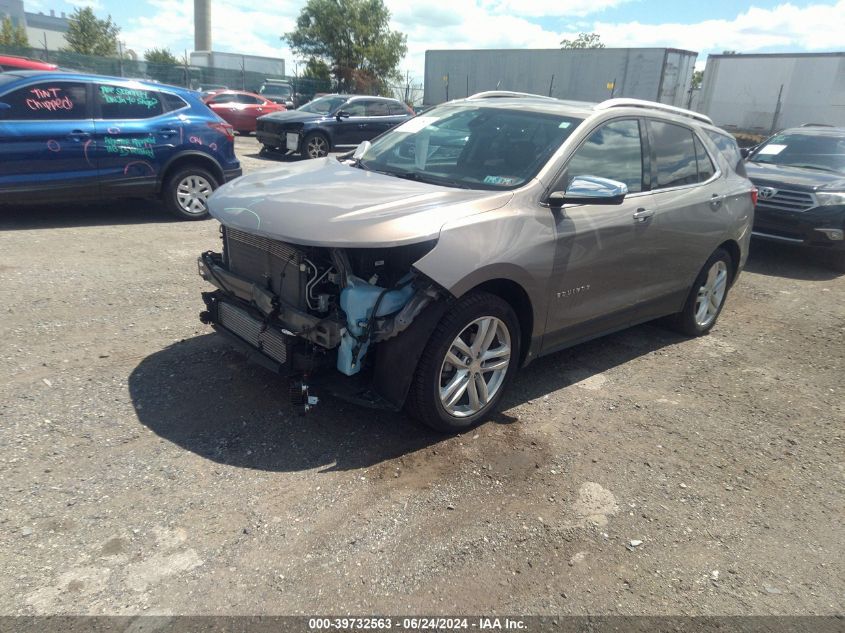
[202,90,285,135]
[0,55,58,72]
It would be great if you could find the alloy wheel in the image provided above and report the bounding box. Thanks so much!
[306,135,328,158]
[176,175,213,215]
[439,316,511,418]
[694,260,728,328]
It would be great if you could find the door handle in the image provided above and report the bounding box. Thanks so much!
[633,208,654,222]
[710,194,725,209]
[67,130,90,141]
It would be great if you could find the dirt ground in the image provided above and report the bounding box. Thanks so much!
[1,136,843,617]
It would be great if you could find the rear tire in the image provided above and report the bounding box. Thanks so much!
[669,248,733,336]
[237,130,251,136]
[406,292,520,433]
[163,166,218,220]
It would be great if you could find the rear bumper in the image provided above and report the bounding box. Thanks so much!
[752,204,845,251]
[223,166,243,183]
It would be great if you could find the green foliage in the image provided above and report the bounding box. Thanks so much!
[560,32,605,49]
[284,0,407,94]
[303,57,331,81]
[65,7,120,57]
[144,47,182,85]
[145,47,178,66]
[0,16,28,47]
[692,69,704,89]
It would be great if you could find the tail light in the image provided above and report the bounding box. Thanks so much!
[750,187,758,208]
[207,121,234,141]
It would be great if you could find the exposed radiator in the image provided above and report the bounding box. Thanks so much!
[218,301,289,365]
[223,227,305,307]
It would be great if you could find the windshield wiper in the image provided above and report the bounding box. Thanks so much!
[789,164,838,173]
[385,170,472,189]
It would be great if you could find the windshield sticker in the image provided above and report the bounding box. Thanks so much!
[559,121,572,129]
[398,116,439,134]
[758,144,786,155]
[484,175,519,186]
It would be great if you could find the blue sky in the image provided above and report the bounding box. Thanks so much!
[27,0,845,80]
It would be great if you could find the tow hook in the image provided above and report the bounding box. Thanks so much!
[290,375,319,414]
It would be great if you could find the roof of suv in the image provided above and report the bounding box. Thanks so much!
[0,70,195,96]
[448,91,716,128]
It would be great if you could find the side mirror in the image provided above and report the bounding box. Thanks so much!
[549,176,628,208]
[0,102,10,119]
[352,140,371,161]
[740,147,752,159]
[336,110,351,120]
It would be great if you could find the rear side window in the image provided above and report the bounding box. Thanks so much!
[97,84,163,119]
[694,136,716,182]
[566,119,644,193]
[389,102,410,116]
[367,101,390,116]
[161,92,187,113]
[236,94,262,104]
[1,82,88,120]
[705,130,747,177]
[649,120,699,189]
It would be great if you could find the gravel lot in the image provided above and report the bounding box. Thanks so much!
[1,136,843,616]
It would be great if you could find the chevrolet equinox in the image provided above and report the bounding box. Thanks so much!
[197,93,755,432]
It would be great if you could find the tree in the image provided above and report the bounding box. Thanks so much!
[284,0,407,94]
[0,16,28,47]
[145,47,178,66]
[560,32,605,49]
[303,57,331,81]
[65,7,120,57]
[692,69,704,89]
[145,47,180,84]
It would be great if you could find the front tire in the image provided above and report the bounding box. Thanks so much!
[302,132,329,159]
[670,248,733,336]
[406,292,520,433]
[163,166,218,220]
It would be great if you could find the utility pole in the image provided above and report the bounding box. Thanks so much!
[241,55,246,91]
[117,40,124,77]
[548,74,555,97]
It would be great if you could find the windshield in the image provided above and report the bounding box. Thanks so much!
[357,104,582,190]
[259,84,291,97]
[750,132,845,174]
[298,95,347,114]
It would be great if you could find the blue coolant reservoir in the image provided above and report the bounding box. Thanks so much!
[337,274,415,375]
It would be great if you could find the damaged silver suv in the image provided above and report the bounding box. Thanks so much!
[197,93,755,431]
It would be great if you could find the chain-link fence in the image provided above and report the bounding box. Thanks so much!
[0,44,332,101]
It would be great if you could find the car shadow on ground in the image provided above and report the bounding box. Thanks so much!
[745,239,842,281]
[0,199,181,231]
[242,147,307,162]
[129,322,684,473]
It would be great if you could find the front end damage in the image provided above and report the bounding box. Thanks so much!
[197,226,448,411]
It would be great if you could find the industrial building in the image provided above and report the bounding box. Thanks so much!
[0,0,70,50]
[698,52,845,133]
[424,48,697,107]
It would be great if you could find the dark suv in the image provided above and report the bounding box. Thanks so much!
[745,125,845,270]
[255,94,413,158]
[0,71,241,219]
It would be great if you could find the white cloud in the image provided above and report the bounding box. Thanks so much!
[120,0,845,91]
[594,1,845,56]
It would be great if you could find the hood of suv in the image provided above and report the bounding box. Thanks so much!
[208,158,513,247]
[258,110,322,124]
[745,161,845,190]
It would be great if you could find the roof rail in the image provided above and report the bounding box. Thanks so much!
[467,90,556,101]
[594,98,713,125]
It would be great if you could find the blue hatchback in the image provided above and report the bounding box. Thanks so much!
[0,71,241,219]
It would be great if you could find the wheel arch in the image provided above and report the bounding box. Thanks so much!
[303,127,332,152]
[158,152,224,194]
[717,239,741,285]
[467,278,534,367]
